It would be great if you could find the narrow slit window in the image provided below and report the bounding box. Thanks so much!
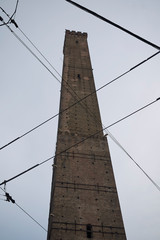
[77,74,81,79]
[86,224,92,238]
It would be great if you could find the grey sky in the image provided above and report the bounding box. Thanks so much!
[0,1,160,239]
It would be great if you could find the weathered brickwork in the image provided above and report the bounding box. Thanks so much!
[47,30,127,240]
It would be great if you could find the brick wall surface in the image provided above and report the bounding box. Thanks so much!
[47,30,127,240]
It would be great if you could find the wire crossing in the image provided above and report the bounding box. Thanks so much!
[1,4,160,194]
[1,12,113,146]
[0,97,159,189]
[1,3,160,238]
[1,9,160,152]
[1,9,160,193]
[0,50,159,151]
[0,0,19,26]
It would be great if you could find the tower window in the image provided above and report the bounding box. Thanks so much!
[77,74,81,79]
[86,224,93,238]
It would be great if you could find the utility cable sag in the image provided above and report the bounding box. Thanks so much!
[0,50,159,151]
[0,97,159,186]
[66,0,160,50]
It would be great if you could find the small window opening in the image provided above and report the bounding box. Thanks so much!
[76,40,78,44]
[77,74,81,79]
[86,224,92,238]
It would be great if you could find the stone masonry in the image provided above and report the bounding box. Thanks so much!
[47,30,127,240]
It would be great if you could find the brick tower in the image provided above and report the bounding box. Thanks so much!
[47,30,126,240]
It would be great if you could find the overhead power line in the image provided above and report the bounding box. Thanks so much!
[2,12,106,135]
[18,27,62,80]
[12,0,19,20]
[1,7,63,83]
[66,0,160,50]
[0,97,159,188]
[0,50,159,151]
[1,4,159,237]
[1,9,160,153]
[105,97,160,129]
[1,13,160,195]
[14,24,98,125]
[1,6,160,194]
[0,1,19,26]
[0,186,47,232]
[15,202,47,232]
[4,23,61,84]
[107,130,160,192]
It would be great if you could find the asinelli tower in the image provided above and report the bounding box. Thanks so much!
[47,30,126,240]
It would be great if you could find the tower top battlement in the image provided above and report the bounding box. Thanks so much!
[65,29,87,37]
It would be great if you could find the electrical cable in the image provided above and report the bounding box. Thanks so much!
[1,11,160,155]
[12,0,19,20]
[0,1,19,26]
[4,16,160,181]
[1,12,101,136]
[1,6,160,193]
[18,27,62,81]
[0,97,159,188]
[107,130,160,192]
[0,50,159,151]
[66,0,160,50]
[1,4,160,236]
[15,203,47,232]
[0,14,10,26]
[0,188,5,192]
[1,8,160,134]
[1,7,62,82]
[0,9,109,161]
[0,186,47,232]
[0,7,9,18]
[2,13,103,135]
[4,23,61,84]
[8,16,107,127]
[2,9,160,109]
[104,97,160,129]
[1,10,160,171]
[15,25,96,120]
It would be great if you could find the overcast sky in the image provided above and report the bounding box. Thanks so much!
[0,1,160,239]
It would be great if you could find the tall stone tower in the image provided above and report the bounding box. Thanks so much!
[47,30,126,240]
